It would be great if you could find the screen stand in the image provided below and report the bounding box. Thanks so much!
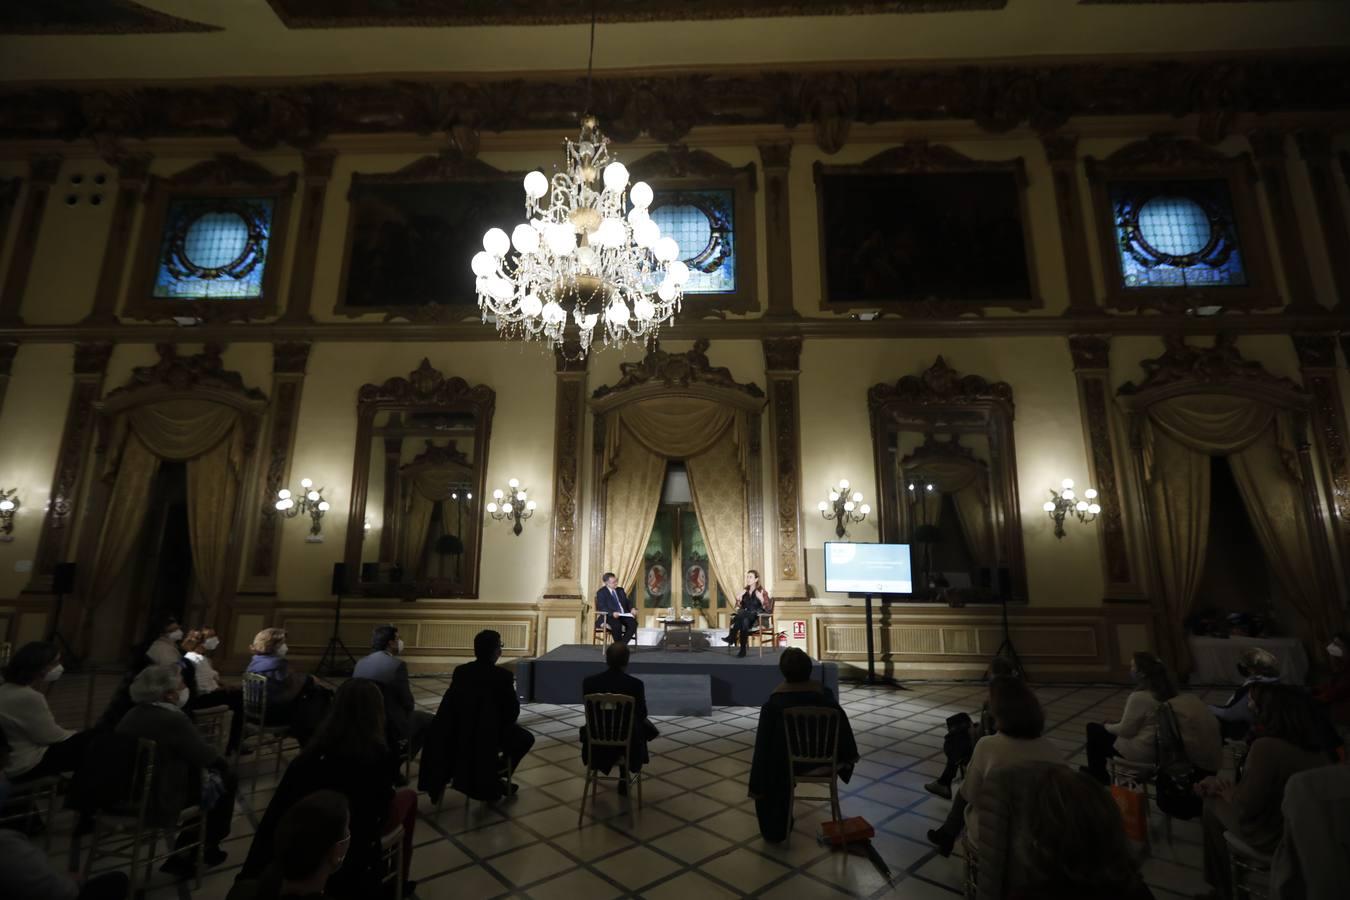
[861,593,906,690]
[985,592,1024,680]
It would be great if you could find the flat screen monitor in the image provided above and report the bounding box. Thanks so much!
[823,542,913,596]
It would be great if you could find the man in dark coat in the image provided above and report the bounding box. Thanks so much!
[418,630,534,803]
[595,572,637,646]
[748,648,859,843]
[579,642,659,794]
[353,624,433,756]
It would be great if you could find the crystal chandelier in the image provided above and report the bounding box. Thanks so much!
[472,8,688,356]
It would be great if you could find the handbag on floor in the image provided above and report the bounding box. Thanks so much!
[1110,781,1149,843]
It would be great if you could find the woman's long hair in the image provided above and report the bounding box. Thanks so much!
[744,569,770,607]
[304,678,388,764]
[1132,652,1177,702]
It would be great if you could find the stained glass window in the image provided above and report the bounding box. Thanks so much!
[648,189,736,294]
[1109,180,1248,290]
[153,197,276,299]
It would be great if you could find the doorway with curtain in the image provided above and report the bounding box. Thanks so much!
[639,463,729,623]
[122,461,194,653]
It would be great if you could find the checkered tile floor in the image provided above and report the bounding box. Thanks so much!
[29,673,1235,899]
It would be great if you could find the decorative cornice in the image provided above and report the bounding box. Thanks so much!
[1041,134,1080,166]
[762,336,803,372]
[72,341,113,376]
[104,343,267,402]
[846,139,1018,176]
[868,356,1014,410]
[592,338,765,400]
[164,154,296,190]
[349,148,508,187]
[357,358,494,411]
[629,145,756,186]
[1291,333,1337,369]
[1118,333,1303,397]
[265,0,1006,28]
[3,55,1346,151]
[272,341,312,375]
[1068,335,1111,370]
[1088,134,1241,172]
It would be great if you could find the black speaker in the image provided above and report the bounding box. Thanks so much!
[331,562,348,596]
[53,562,77,595]
[360,562,380,583]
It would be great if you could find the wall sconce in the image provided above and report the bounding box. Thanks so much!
[0,488,18,542]
[1043,478,1099,539]
[486,478,535,536]
[276,477,330,542]
[818,478,870,539]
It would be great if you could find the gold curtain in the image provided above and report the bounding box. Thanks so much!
[605,398,744,477]
[905,457,996,567]
[185,436,239,619]
[126,400,242,464]
[602,421,668,595]
[399,488,436,577]
[1145,430,1212,673]
[686,434,750,605]
[1142,394,1297,480]
[1229,428,1337,646]
[86,432,162,608]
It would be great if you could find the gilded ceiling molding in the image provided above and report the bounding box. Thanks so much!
[544,344,587,600]
[0,0,220,35]
[2,56,1347,152]
[265,0,1006,28]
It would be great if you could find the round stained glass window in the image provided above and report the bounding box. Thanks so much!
[182,211,251,269]
[650,203,713,264]
[1137,196,1211,256]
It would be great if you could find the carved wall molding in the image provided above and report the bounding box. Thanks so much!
[357,358,496,413]
[0,155,61,325]
[103,343,268,409]
[1292,334,1350,575]
[868,355,1014,411]
[591,338,765,404]
[1117,333,1304,400]
[265,0,1007,28]
[27,341,113,590]
[282,150,337,323]
[3,56,1347,152]
[759,141,797,318]
[544,363,586,599]
[245,341,312,590]
[763,337,806,598]
[1042,135,1100,313]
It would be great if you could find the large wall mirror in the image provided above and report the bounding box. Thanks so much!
[343,360,494,598]
[869,357,1026,602]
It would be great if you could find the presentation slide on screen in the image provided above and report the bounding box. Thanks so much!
[823,542,913,595]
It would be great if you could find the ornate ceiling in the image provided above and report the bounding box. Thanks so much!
[0,0,218,34]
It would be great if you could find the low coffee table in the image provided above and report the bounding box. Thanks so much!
[658,617,696,652]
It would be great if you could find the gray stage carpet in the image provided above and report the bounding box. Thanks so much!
[521,643,839,707]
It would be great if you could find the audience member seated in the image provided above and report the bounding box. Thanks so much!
[246,628,331,743]
[975,761,1154,900]
[353,625,433,759]
[1197,684,1339,900]
[145,616,185,667]
[265,790,353,900]
[0,642,93,783]
[1209,647,1281,741]
[1083,652,1222,784]
[0,730,131,900]
[1270,762,1350,900]
[116,664,237,879]
[928,676,1064,857]
[420,629,534,804]
[237,679,417,900]
[748,647,859,843]
[182,627,244,752]
[925,655,1017,800]
[1312,632,1350,743]
[579,642,659,795]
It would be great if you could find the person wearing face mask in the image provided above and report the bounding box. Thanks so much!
[145,616,187,667]
[245,627,333,745]
[0,641,94,783]
[1312,632,1350,742]
[114,664,237,879]
[182,628,245,753]
[353,624,434,762]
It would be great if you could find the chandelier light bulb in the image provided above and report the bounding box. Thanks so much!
[634,219,660,249]
[306,491,320,502]
[829,490,840,502]
[0,500,13,511]
[275,500,287,510]
[526,500,537,511]
[466,492,472,500]
[511,223,539,254]
[300,478,313,489]
[542,300,565,325]
[907,483,915,491]
[630,181,653,208]
[483,227,511,258]
[1076,501,1089,512]
[605,301,630,325]
[545,224,576,256]
[602,161,629,191]
[493,488,504,500]
[1085,488,1098,500]
[1088,503,1102,514]
[627,207,649,226]
[666,260,690,285]
[277,489,291,500]
[515,491,527,502]
[851,491,863,503]
[843,501,855,512]
[1063,488,1075,500]
[1061,478,1075,490]
[653,236,680,263]
[317,501,330,512]
[471,252,496,276]
[1043,500,1057,512]
[489,276,514,301]
[575,245,598,270]
[838,479,850,490]
[860,504,871,515]
[508,478,520,489]
[656,281,677,302]
[818,500,828,511]
[520,293,543,317]
[523,170,549,199]
[926,484,934,492]
[502,503,513,514]
[633,297,655,320]
[486,501,498,513]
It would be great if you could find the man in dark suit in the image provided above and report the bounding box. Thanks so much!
[353,624,434,757]
[580,642,659,795]
[418,630,534,803]
[595,572,637,646]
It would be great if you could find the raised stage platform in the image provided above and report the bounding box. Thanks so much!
[521,643,839,708]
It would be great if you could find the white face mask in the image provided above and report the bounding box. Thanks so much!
[175,687,190,708]
[44,664,64,683]
[276,643,289,658]
[167,629,184,642]
[1329,643,1345,658]
[203,637,220,652]
[395,638,405,654]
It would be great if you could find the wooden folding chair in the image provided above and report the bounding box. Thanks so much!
[579,692,641,826]
[782,706,843,844]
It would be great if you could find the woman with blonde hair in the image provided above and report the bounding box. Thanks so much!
[245,628,328,739]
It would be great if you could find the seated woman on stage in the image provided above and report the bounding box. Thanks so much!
[723,570,771,658]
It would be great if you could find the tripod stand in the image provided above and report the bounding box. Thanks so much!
[985,591,1024,679]
[316,591,356,677]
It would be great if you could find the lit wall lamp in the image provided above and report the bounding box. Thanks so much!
[486,478,536,536]
[1043,477,1100,539]
[275,477,330,542]
[0,488,18,542]
[817,478,870,539]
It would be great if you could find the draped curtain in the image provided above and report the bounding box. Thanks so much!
[904,455,996,568]
[1136,392,1329,671]
[89,399,247,617]
[398,462,474,578]
[601,397,751,602]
